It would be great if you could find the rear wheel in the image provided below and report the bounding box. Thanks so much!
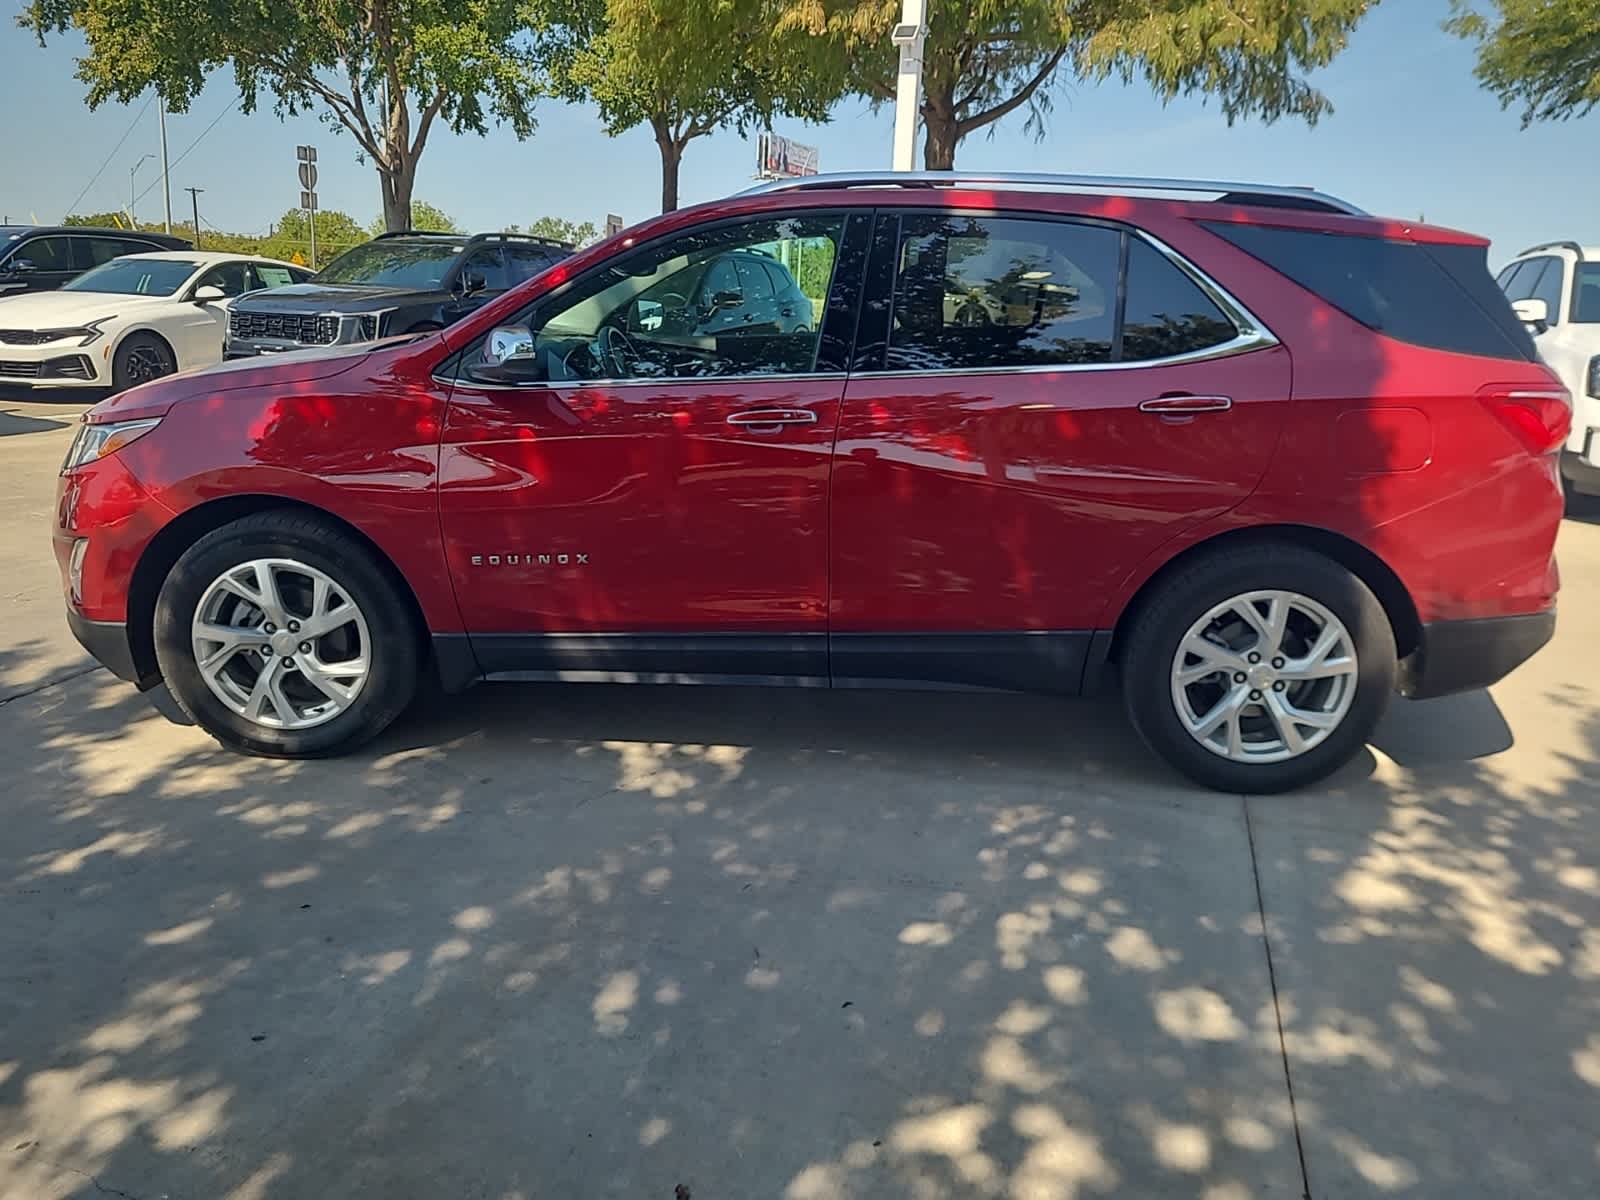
[1121,544,1396,793]
[154,511,419,757]
[112,332,176,392]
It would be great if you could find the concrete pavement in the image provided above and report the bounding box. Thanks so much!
[1,394,1596,1199]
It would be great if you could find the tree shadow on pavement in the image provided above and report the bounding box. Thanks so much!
[0,639,1594,1200]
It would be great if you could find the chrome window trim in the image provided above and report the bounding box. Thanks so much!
[434,369,850,392]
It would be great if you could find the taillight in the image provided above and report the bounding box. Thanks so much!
[1478,385,1571,455]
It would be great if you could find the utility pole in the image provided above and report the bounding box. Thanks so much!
[158,99,173,233]
[185,187,204,249]
[129,153,154,228]
[890,0,928,171]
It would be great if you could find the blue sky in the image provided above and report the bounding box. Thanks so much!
[0,0,1592,266]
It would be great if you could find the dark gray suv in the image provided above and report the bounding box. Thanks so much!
[0,225,193,295]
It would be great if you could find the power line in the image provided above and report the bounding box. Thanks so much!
[131,97,240,208]
[62,92,155,217]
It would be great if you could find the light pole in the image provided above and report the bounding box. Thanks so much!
[128,153,154,228]
[890,0,927,171]
[158,100,173,233]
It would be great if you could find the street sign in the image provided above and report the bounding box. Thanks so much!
[605,213,624,238]
[300,190,318,211]
[298,161,318,191]
[296,146,319,269]
[755,133,819,179]
[296,145,317,164]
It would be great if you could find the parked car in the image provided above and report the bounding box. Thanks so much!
[1495,241,1600,500]
[222,231,573,358]
[0,225,193,296]
[55,171,1565,792]
[1,251,310,390]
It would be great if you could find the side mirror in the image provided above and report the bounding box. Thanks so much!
[1512,297,1550,331]
[711,288,742,311]
[631,298,664,333]
[467,324,541,383]
[9,259,36,275]
[193,285,227,304]
[458,273,488,298]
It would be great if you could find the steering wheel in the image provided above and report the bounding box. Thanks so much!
[595,324,641,379]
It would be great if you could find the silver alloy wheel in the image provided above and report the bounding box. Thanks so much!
[1169,589,1358,764]
[190,558,372,730]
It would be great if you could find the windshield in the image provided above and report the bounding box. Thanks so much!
[62,258,199,296]
[313,241,462,288]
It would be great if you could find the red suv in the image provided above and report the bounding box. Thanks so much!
[53,172,1566,792]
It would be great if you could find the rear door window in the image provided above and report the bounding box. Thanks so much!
[1572,263,1600,323]
[884,215,1120,370]
[1120,238,1238,361]
[506,243,563,285]
[86,238,141,267]
[1203,222,1535,361]
[251,263,299,290]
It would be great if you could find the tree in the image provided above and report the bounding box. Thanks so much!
[21,0,545,232]
[367,200,462,237]
[1447,0,1600,124]
[545,0,838,211]
[522,215,601,246]
[260,208,368,265]
[782,0,1377,170]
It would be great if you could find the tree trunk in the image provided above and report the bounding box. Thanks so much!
[652,117,685,213]
[922,85,960,170]
[379,156,416,232]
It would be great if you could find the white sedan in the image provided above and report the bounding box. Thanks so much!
[0,250,311,391]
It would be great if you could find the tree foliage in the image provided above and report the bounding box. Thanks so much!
[544,0,839,211]
[1448,0,1600,125]
[781,0,1377,168]
[20,0,545,231]
[520,215,602,246]
[261,208,368,263]
[367,200,462,236]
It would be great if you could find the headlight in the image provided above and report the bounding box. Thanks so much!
[61,417,162,472]
[40,316,116,347]
[1588,355,1599,400]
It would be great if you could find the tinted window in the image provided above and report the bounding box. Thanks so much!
[1573,263,1600,323]
[459,246,508,292]
[1121,238,1237,361]
[702,258,741,305]
[762,262,792,296]
[62,257,199,296]
[736,257,775,302]
[86,238,143,267]
[314,240,461,288]
[1203,222,1534,361]
[1497,260,1536,298]
[1529,257,1564,324]
[195,262,252,297]
[886,215,1119,371]
[12,236,72,272]
[463,213,846,383]
[506,243,562,284]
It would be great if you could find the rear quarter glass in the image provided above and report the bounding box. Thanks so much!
[1200,222,1536,362]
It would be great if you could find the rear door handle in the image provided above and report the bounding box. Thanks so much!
[726,408,818,431]
[1139,394,1233,415]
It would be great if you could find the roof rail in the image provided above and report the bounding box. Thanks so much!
[372,229,576,249]
[740,171,1365,216]
[1517,240,1585,261]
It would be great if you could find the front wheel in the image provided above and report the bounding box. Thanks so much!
[111,332,176,392]
[1121,544,1396,793]
[154,510,420,757]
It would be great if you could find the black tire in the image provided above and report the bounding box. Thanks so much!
[153,510,420,757]
[1121,543,1396,793]
[111,332,177,392]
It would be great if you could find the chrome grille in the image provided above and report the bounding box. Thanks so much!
[228,311,339,345]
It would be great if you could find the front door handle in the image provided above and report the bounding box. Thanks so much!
[726,408,818,432]
[1139,394,1233,415]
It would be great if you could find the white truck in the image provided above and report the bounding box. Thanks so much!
[1496,241,1600,500]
